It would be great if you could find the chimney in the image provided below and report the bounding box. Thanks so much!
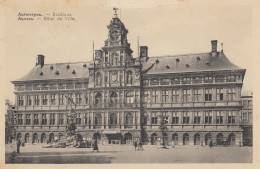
[140,46,148,62]
[37,55,45,67]
[211,40,218,57]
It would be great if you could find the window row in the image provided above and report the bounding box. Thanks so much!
[144,75,242,86]
[16,112,135,126]
[143,88,238,103]
[148,111,238,125]
[16,82,88,91]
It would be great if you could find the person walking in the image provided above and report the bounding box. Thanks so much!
[93,139,99,152]
[17,138,21,153]
[134,141,137,151]
[139,141,144,150]
[209,140,213,149]
[172,141,176,149]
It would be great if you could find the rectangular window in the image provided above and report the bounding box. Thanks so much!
[58,83,65,89]
[75,82,83,88]
[34,95,40,105]
[41,114,47,125]
[182,77,191,84]
[18,95,24,106]
[33,84,40,90]
[171,78,180,84]
[150,79,159,85]
[26,95,32,106]
[17,114,23,125]
[248,100,252,108]
[50,114,55,125]
[216,88,224,101]
[152,91,159,103]
[49,84,57,90]
[228,111,236,124]
[85,94,89,105]
[172,90,179,102]
[193,77,202,83]
[194,89,201,102]
[33,114,39,125]
[172,112,179,124]
[143,91,149,103]
[215,75,225,83]
[205,88,212,101]
[161,78,170,85]
[204,76,213,83]
[42,95,48,105]
[226,75,236,82]
[25,114,31,125]
[59,94,64,105]
[194,112,201,124]
[151,112,158,124]
[183,89,191,102]
[66,83,74,89]
[183,112,190,124]
[67,94,74,105]
[58,114,64,125]
[76,94,82,105]
[76,114,81,125]
[205,111,213,124]
[51,94,56,105]
[216,111,224,124]
[162,90,169,103]
[143,80,149,86]
[228,88,236,101]
[242,112,247,124]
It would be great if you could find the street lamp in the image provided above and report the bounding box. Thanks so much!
[159,112,168,149]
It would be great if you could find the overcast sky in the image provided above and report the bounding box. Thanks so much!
[2,0,255,103]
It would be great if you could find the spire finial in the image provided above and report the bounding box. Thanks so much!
[113,8,119,17]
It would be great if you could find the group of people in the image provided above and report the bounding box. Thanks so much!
[134,141,144,151]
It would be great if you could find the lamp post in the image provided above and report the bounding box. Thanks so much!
[159,112,168,149]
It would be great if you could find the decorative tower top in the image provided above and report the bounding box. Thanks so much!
[113,7,119,18]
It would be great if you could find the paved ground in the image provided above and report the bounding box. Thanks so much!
[5,144,252,163]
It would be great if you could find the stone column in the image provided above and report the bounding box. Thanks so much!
[47,113,50,126]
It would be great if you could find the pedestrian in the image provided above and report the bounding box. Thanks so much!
[172,141,176,148]
[134,141,137,151]
[93,139,99,152]
[17,138,21,153]
[139,141,144,150]
[209,140,213,149]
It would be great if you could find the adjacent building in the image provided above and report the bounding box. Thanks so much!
[11,11,247,146]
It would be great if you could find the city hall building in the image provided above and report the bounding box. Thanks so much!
[12,11,246,146]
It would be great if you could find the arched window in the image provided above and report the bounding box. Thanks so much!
[228,133,236,145]
[95,93,102,105]
[41,133,46,143]
[95,113,102,125]
[183,133,189,145]
[25,133,29,143]
[216,133,224,145]
[125,91,134,104]
[33,133,38,143]
[126,71,133,84]
[110,113,117,125]
[151,133,157,145]
[125,113,133,125]
[172,133,178,145]
[110,92,118,104]
[194,133,200,145]
[49,133,54,143]
[96,72,102,86]
[17,133,22,140]
[205,133,212,145]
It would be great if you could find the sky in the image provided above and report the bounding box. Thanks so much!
[1,0,256,103]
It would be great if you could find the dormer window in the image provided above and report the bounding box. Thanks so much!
[155,59,159,64]
[50,65,54,70]
[72,70,76,74]
[196,56,200,61]
[186,64,190,67]
[165,65,170,69]
[39,72,43,76]
[83,63,87,68]
[205,61,210,65]
[56,71,59,75]
[176,58,180,62]
[66,65,70,69]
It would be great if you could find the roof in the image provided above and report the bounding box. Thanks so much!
[13,62,90,82]
[141,52,244,75]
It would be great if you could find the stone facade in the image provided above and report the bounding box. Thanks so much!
[12,11,246,146]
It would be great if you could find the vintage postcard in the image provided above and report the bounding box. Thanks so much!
[1,0,259,168]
